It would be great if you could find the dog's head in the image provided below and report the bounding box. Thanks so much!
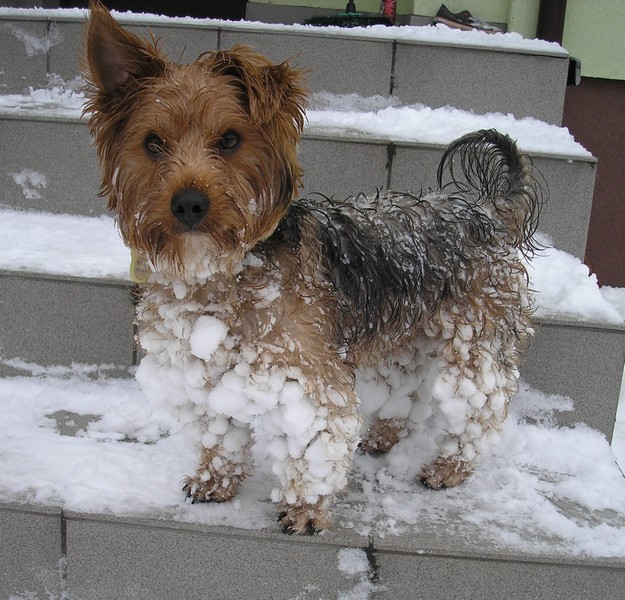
[82,1,308,276]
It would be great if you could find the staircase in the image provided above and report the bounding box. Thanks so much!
[1,8,624,599]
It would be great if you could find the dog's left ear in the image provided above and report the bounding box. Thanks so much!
[83,1,166,99]
[211,46,308,133]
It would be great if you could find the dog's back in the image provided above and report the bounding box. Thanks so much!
[269,130,542,349]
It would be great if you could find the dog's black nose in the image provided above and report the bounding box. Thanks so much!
[171,190,210,227]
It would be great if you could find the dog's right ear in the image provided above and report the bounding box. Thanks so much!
[83,0,165,98]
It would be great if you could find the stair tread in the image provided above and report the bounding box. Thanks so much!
[2,198,623,326]
[0,366,624,561]
[0,208,129,281]
[306,97,592,159]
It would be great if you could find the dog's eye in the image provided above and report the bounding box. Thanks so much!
[144,133,166,158]
[216,130,241,154]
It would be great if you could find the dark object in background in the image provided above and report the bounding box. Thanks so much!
[59,0,247,20]
[434,4,503,33]
[305,14,392,28]
[305,2,392,28]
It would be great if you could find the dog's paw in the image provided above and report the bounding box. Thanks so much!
[359,436,396,455]
[419,456,474,490]
[359,418,405,455]
[182,474,242,504]
[278,501,330,535]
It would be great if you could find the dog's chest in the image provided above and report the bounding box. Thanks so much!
[137,266,289,371]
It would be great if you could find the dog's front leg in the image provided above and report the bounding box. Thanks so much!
[183,416,253,503]
[265,379,361,535]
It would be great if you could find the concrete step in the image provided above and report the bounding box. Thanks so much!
[0,7,570,123]
[0,105,595,259]
[0,207,623,443]
[1,356,625,599]
[1,499,624,600]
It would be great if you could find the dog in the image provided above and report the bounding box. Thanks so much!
[83,2,541,534]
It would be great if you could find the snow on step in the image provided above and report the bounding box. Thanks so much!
[306,93,591,159]
[0,208,129,280]
[0,87,591,159]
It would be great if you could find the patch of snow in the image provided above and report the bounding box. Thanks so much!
[306,94,591,158]
[0,208,129,279]
[3,21,61,56]
[0,76,85,117]
[337,548,378,600]
[602,287,625,321]
[10,169,46,200]
[189,315,229,361]
[525,235,624,325]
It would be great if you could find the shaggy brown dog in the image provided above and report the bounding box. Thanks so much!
[83,2,541,534]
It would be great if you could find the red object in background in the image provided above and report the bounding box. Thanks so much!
[380,0,396,23]
[563,78,625,287]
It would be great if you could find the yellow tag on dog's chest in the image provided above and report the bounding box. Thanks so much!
[130,248,151,284]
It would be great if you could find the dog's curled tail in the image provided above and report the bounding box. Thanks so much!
[437,129,544,256]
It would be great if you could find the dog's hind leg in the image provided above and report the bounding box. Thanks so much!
[358,341,432,455]
[417,302,526,489]
[359,416,407,454]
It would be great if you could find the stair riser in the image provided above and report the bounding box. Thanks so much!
[393,41,567,124]
[377,551,625,599]
[0,116,596,258]
[1,503,623,600]
[0,272,135,374]
[523,320,625,441]
[1,116,101,216]
[1,15,568,123]
[388,144,596,260]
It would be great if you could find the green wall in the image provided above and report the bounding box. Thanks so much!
[563,0,625,81]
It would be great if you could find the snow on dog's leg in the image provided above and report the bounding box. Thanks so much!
[358,345,429,455]
[418,304,524,489]
[183,416,253,503]
[265,379,361,535]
